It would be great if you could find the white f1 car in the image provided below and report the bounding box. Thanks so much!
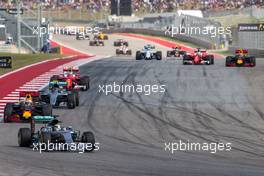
[116,45,132,55]
[136,45,162,60]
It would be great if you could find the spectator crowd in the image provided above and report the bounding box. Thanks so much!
[0,0,263,13]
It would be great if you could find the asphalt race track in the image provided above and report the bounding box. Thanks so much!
[0,34,264,176]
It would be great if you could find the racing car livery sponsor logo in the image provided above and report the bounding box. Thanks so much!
[98,82,166,96]
[33,141,100,154]
[238,23,264,32]
[164,140,232,154]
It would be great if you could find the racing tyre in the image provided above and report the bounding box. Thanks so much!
[80,76,90,91]
[40,132,51,151]
[181,51,187,56]
[67,93,76,109]
[250,57,256,67]
[18,128,31,147]
[42,104,52,116]
[124,42,129,47]
[127,50,132,55]
[41,95,50,104]
[75,91,79,106]
[50,75,60,82]
[156,51,162,60]
[114,42,118,46]
[82,131,95,152]
[183,55,191,65]
[4,103,13,123]
[225,56,232,67]
[167,51,171,57]
[208,55,214,65]
[136,51,141,60]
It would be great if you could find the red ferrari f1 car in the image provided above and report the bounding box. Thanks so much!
[50,67,90,91]
[226,49,256,67]
[183,48,214,65]
[3,91,52,123]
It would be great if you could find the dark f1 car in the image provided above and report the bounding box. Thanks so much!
[226,49,256,67]
[116,45,132,55]
[76,32,90,40]
[40,81,79,109]
[167,46,186,57]
[18,116,96,152]
[89,40,104,46]
[136,45,162,60]
[114,39,129,47]
[50,67,90,91]
[3,91,52,123]
[183,48,214,65]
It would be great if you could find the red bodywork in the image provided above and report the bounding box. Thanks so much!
[188,50,208,64]
[57,67,81,90]
[235,49,248,55]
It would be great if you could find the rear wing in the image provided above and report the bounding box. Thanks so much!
[33,116,55,122]
[194,49,206,53]
[63,66,79,72]
[235,49,248,55]
[172,46,181,49]
[49,81,68,87]
[19,91,39,98]
[30,116,57,134]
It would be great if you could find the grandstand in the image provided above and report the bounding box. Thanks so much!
[1,0,263,15]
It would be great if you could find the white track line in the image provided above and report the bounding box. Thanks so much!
[0,55,107,120]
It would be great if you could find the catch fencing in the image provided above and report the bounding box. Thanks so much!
[0,9,48,53]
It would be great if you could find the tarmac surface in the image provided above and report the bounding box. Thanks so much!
[0,34,263,176]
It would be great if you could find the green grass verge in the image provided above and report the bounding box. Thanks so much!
[0,53,66,76]
[129,33,201,48]
[210,50,232,56]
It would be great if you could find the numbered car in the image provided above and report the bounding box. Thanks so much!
[18,116,96,152]
[3,91,52,123]
[40,81,79,109]
[136,45,162,60]
[183,48,214,65]
[226,49,256,67]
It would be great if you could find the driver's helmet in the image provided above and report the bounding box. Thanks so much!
[196,48,202,55]
[237,50,244,56]
[24,94,33,104]
[54,124,61,131]
[63,71,69,77]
